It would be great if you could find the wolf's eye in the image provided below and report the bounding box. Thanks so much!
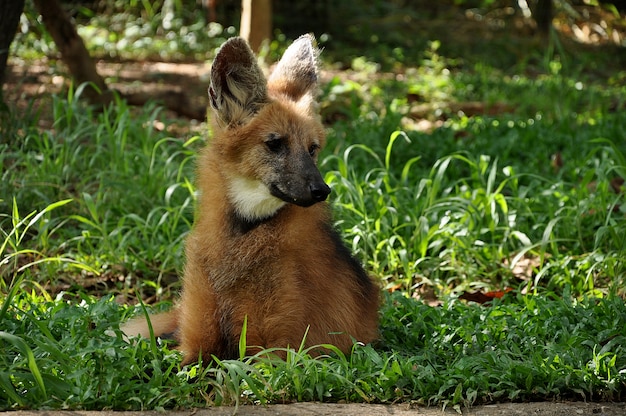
[265,134,285,153]
[308,144,320,157]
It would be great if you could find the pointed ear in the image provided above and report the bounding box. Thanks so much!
[267,34,320,108]
[209,37,268,127]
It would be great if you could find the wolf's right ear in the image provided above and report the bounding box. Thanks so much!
[209,37,268,127]
[267,34,319,111]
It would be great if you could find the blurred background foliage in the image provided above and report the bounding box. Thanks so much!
[12,0,626,68]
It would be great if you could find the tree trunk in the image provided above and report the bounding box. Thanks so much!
[32,0,111,104]
[240,0,272,52]
[0,0,25,89]
[533,0,553,36]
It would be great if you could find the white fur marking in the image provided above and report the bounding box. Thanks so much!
[228,176,286,221]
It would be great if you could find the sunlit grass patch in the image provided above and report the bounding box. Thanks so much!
[323,117,626,296]
[2,89,199,300]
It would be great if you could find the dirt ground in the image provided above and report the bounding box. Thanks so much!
[9,402,626,415]
[3,59,212,132]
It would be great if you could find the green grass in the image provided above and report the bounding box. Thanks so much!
[2,11,626,409]
[325,115,626,295]
[2,87,197,301]
[2,289,625,409]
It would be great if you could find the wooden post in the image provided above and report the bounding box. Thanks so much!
[240,0,272,52]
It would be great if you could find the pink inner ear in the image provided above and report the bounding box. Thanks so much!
[268,35,319,103]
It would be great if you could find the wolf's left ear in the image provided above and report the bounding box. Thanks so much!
[267,34,320,110]
[209,37,269,127]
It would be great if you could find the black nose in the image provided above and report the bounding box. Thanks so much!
[310,182,331,202]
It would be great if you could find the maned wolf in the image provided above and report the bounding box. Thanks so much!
[122,34,379,364]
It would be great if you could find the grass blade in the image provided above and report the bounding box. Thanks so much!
[0,331,47,400]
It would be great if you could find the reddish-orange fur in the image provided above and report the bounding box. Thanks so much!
[122,35,379,364]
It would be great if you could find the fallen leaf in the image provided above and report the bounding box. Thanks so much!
[459,288,512,304]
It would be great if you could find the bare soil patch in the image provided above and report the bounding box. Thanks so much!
[10,402,626,415]
[3,58,211,133]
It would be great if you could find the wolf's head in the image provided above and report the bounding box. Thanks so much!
[208,35,330,222]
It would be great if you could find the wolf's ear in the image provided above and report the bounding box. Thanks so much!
[209,37,268,127]
[268,34,319,109]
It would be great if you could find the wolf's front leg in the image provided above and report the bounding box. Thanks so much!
[177,260,222,365]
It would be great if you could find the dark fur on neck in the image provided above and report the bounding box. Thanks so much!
[228,209,273,235]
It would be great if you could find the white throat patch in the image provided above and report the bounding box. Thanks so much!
[227,175,286,221]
